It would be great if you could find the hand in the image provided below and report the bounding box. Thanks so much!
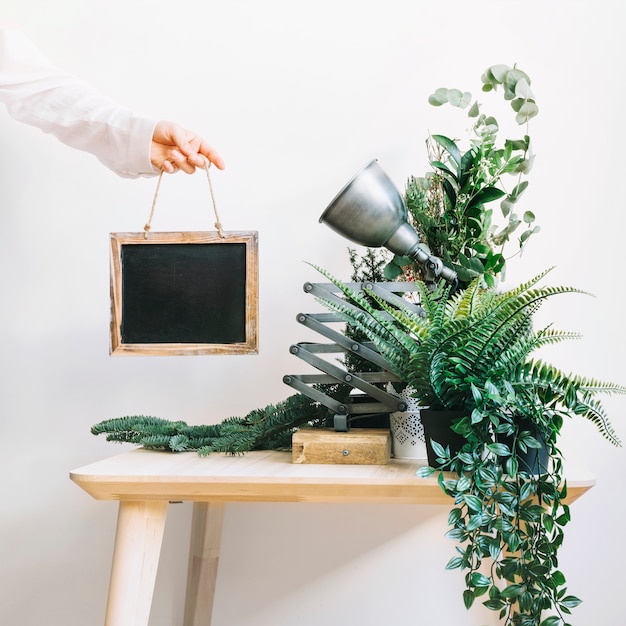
[150,120,225,174]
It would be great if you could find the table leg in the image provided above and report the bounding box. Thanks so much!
[104,500,169,626]
[183,502,226,626]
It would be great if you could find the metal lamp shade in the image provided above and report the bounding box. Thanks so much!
[318,159,421,257]
[319,159,457,285]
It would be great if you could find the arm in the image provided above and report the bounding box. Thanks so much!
[0,26,224,177]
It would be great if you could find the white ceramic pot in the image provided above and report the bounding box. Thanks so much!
[387,384,427,460]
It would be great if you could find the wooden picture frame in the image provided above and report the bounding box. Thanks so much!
[110,231,258,356]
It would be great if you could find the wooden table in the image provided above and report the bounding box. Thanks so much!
[70,447,595,626]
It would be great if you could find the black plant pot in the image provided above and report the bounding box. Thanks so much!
[421,410,551,473]
[420,409,468,467]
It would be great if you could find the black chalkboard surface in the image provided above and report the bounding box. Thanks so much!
[110,231,258,356]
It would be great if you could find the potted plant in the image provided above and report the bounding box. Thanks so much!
[308,263,624,625]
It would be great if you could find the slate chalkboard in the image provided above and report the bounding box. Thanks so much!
[110,231,258,356]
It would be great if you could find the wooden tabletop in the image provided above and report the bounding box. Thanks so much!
[70,448,596,505]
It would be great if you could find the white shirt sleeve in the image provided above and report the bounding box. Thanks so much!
[0,26,159,178]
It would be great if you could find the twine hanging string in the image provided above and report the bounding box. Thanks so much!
[144,158,225,239]
[204,159,225,237]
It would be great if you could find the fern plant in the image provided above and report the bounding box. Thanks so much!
[312,264,622,446]
[311,263,624,625]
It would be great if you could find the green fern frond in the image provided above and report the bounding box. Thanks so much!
[450,276,487,320]
[533,327,583,348]
[568,374,626,396]
[416,279,451,320]
[517,359,623,445]
[316,293,403,355]
[311,264,420,358]
[363,286,428,339]
[312,290,414,378]
[571,395,622,446]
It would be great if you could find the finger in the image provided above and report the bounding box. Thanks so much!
[199,146,225,170]
[184,138,225,170]
[169,150,195,175]
[184,149,223,169]
[161,159,177,174]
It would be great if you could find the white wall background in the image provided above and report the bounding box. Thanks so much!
[1,1,624,624]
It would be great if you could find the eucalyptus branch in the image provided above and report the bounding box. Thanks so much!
[388,64,541,288]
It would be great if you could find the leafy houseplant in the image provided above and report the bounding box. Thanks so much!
[385,64,540,289]
[309,264,624,625]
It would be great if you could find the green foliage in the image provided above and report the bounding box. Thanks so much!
[417,408,580,625]
[91,394,330,455]
[348,247,389,282]
[343,247,393,375]
[386,64,540,289]
[311,263,625,625]
[312,264,624,447]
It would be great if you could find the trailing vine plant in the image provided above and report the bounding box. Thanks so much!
[307,263,624,625]
[417,390,579,626]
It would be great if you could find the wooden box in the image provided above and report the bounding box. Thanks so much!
[292,429,391,465]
